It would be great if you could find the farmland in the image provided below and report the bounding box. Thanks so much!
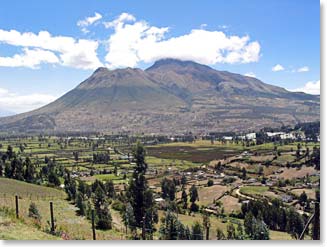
[0,132,320,240]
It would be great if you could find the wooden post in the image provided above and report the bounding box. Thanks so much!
[50,202,55,233]
[15,195,19,219]
[206,226,210,240]
[142,216,146,240]
[92,209,96,240]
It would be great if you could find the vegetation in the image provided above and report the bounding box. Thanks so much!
[0,129,320,240]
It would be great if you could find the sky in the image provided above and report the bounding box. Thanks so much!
[0,0,320,114]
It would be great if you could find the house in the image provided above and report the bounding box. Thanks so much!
[246,133,256,140]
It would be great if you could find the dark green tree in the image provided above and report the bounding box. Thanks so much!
[191,221,203,240]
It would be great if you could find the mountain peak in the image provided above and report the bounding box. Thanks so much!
[146,58,209,71]
[91,67,110,77]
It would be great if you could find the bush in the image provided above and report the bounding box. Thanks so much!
[190,203,199,212]
[111,200,124,212]
[28,202,41,221]
[207,179,214,187]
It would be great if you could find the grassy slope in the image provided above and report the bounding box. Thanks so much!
[0,208,60,240]
[0,178,121,240]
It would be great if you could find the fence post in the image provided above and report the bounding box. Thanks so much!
[92,209,96,240]
[50,201,55,233]
[15,195,19,219]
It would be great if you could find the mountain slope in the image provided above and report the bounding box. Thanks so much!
[0,59,320,134]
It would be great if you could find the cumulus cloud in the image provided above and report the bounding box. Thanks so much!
[244,72,256,78]
[297,66,309,72]
[77,12,102,34]
[290,80,320,95]
[0,48,59,69]
[104,13,261,69]
[0,29,103,69]
[272,64,284,72]
[0,87,58,113]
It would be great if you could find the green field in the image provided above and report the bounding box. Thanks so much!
[240,186,269,195]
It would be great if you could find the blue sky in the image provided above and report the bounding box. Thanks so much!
[0,0,320,114]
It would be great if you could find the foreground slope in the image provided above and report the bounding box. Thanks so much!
[0,59,319,134]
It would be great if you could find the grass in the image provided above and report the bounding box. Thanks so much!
[0,207,61,240]
[0,177,65,200]
[240,186,269,196]
[0,178,124,240]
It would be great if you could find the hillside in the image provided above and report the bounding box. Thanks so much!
[0,59,320,134]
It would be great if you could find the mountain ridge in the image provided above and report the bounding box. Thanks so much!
[0,59,320,134]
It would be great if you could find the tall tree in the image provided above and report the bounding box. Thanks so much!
[312,189,320,240]
[189,185,199,212]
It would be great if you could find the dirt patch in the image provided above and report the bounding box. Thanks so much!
[279,166,317,179]
[291,188,317,200]
[198,185,229,205]
[219,195,241,213]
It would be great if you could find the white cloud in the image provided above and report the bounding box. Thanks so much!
[200,24,208,29]
[272,64,284,72]
[77,12,102,34]
[297,66,309,72]
[104,13,261,69]
[0,48,59,69]
[244,72,256,78]
[290,80,320,95]
[0,87,58,113]
[103,12,136,29]
[0,29,103,69]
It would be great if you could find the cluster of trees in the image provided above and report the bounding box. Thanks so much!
[159,211,204,240]
[66,175,115,230]
[0,145,64,186]
[241,199,305,239]
[92,152,110,164]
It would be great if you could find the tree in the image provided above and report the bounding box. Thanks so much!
[0,161,3,177]
[202,213,211,240]
[244,212,256,237]
[181,174,187,187]
[226,222,236,240]
[312,189,320,240]
[161,178,176,201]
[241,167,247,180]
[299,191,308,206]
[127,142,156,230]
[236,224,245,240]
[159,211,189,240]
[252,220,269,240]
[93,186,112,230]
[189,185,199,212]
[191,221,203,240]
[48,171,60,187]
[24,157,35,182]
[216,227,226,240]
[181,188,188,209]
[105,180,116,198]
[96,202,112,230]
[64,172,77,200]
[76,192,87,216]
[286,208,304,239]
[6,145,14,160]
[143,189,159,238]
[121,202,136,234]
[73,151,79,162]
